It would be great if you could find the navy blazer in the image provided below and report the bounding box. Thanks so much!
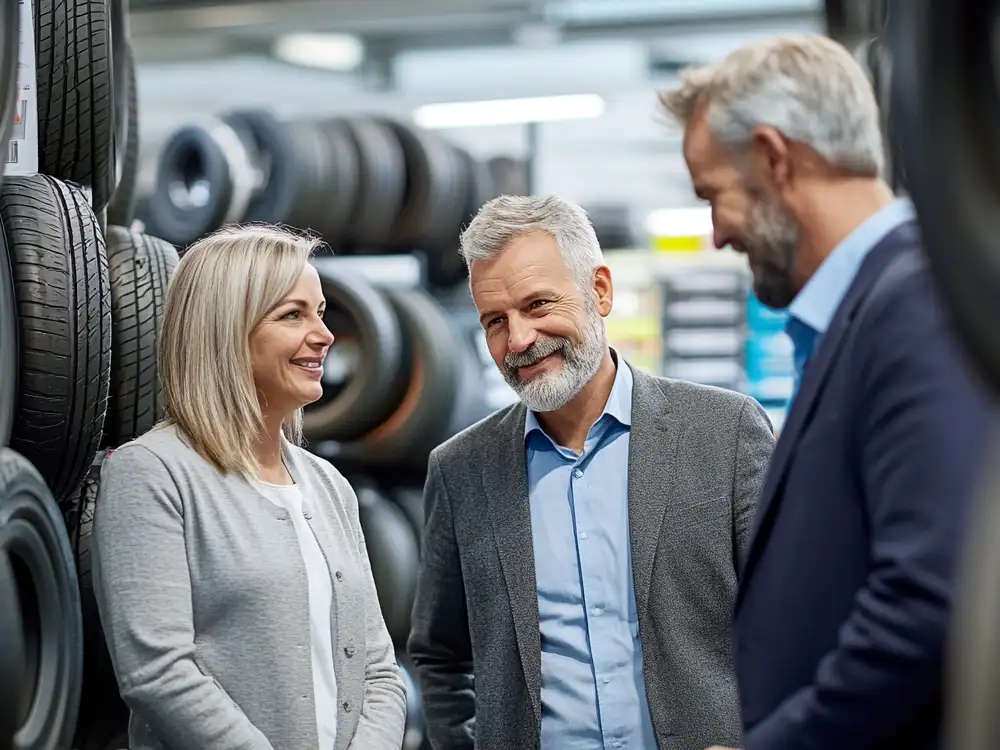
[734,220,995,750]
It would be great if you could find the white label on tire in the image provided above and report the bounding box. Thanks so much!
[5,0,38,176]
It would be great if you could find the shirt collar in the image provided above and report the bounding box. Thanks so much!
[524,352,633,441]
[788,197,916,335]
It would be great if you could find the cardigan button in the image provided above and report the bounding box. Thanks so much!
[344,646,355,658]
[342,701,352,712]
[335,571,344,582]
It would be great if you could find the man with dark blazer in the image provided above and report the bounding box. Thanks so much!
[660,34,995,750]
[408,194,775,750]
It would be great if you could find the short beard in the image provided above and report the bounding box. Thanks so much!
[744,189,800,309]
[501,295,606,413]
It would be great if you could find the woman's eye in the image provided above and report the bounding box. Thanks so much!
[530,300,550,310]
[282,311,300,320]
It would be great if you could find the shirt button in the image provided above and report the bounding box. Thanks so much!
[578,531,588,540]
[591,607,604,616]
[335,571,344,582]
[344,646,355,658]
[573,468,583,478]
[603,677,611,684]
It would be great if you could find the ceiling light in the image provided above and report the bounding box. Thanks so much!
[413,94,606,129]
[273,33,365,72]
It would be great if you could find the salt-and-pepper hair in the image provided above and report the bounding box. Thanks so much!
[158,223,323,477]
[459,195,603,288]
[658,34,885,178]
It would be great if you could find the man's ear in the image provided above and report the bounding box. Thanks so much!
[593,265,613,317]
[751,125,793,191]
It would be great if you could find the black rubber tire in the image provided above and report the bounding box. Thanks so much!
[104,227,179,447]
[422,147,495,290]
[0,218,16,448]
[145,118,251,247]
[338,289,463,472]
[0,447,84,750]
[3,175,112,505]
[311,118,360,248]
[302,270,407,443]
[383,120,469,249]
[340,118,406,250]
[0,0,18,169]
[888,3,1000,390]
[35,0,118,211]
[0,545,24,750]
[70,451,129,749]
[460,147,497,222]
[224,110,331,236]
[356,483,419,647]
[105,45,139,228]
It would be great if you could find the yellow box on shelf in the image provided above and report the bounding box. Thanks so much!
[651,234,705,253]
[646,206,712,253]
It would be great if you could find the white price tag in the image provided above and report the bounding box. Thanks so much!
[5,0,38,176]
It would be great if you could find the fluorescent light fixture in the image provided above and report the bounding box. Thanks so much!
[546,0,818,25]
[413,94,606,129]
[273,33,365,72]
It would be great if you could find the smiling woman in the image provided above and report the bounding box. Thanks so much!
[89,223,407,750]
[156,224,324,476]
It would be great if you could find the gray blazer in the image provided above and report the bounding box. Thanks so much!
[92,424,406,750]
[408,364,775,750]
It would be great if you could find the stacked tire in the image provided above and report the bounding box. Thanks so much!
[71,228,179,750]
[303,267,494,479]
[141,112,499,289]
[0,1,181,747]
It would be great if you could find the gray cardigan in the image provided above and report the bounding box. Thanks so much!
[92,424,406,750]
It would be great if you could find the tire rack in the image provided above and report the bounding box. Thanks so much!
[137,110,502,292]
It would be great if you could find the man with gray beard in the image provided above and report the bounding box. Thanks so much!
[660,35,995,750]
[407,194,776,750]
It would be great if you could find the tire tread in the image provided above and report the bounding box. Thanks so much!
[3,175,111,504]
[35,0,114,208]
[104,226,178,446]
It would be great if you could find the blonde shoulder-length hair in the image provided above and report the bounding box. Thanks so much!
[157,223,324,477]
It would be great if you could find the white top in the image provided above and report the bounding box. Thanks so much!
[253,479,339,750]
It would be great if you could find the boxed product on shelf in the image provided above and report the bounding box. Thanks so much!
[658,260,749,393]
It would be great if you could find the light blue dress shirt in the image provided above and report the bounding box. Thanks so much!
[786,197,917,397]
[524,361,657,750]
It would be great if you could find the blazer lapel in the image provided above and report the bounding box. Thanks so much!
[480,403,542,723]
[736,226,916,608]
[627,367,682,615]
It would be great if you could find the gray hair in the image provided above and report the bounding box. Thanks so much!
[459,195,603,288]
[658,34,885,178]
